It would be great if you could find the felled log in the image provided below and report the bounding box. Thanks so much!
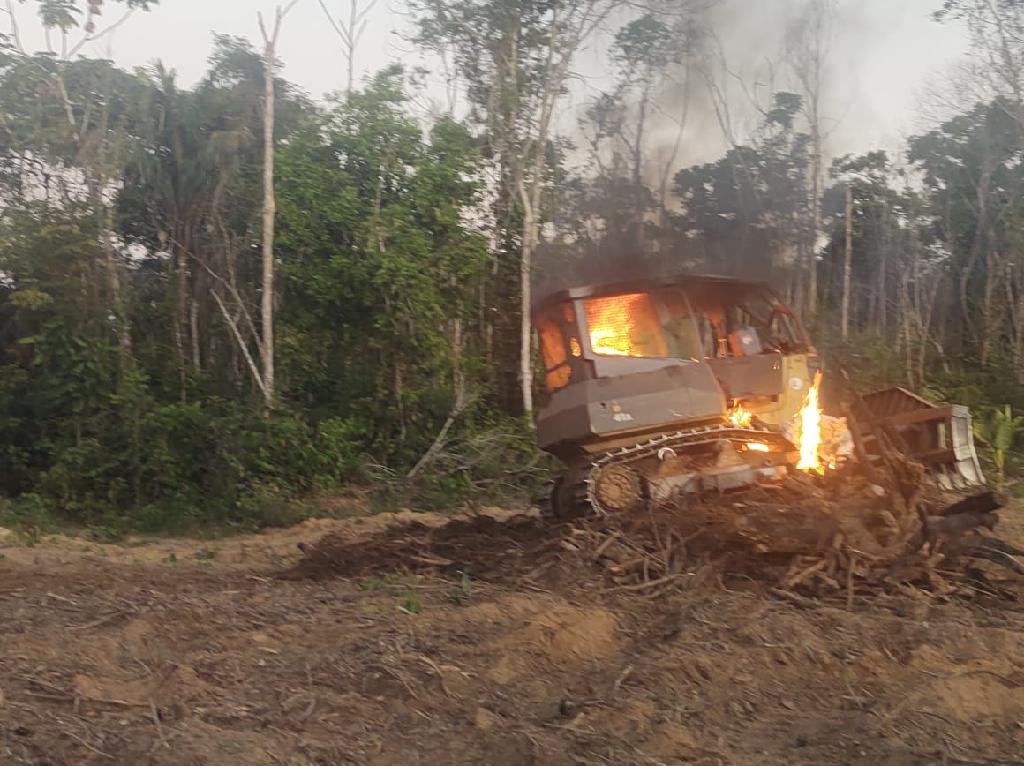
[924,511,998,539]
[944,535,1024,575]
[930,490,1003,517]
[917,491,1022,575]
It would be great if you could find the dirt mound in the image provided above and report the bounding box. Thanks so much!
[281,512,567,584]
[483,602,621,685]
[282,479,1020,611]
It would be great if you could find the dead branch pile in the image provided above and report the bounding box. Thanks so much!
[572,464,1024,602]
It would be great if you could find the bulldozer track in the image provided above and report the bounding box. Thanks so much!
[548,422,795,518]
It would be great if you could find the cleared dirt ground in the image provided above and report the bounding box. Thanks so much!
[1,503,1023,766]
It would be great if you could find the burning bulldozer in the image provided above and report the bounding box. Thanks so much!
[533,274,985,518]
[291,272,1016,600]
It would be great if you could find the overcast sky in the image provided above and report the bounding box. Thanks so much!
[10,0,971,165]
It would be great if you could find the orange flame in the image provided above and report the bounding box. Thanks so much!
[796,372,825,474]
[728,403,752,428]
[586,294,643,356]
[745,442,770,453]
[584,294,666,357]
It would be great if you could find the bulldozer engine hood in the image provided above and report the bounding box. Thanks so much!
[536,361,727,460]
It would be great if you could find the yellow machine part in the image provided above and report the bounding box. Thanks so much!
[744,353,814,429]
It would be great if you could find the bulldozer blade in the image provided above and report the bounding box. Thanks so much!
[856,387,986,489]
[944,407,985,488]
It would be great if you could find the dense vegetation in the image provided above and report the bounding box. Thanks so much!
[1,0,1023,533]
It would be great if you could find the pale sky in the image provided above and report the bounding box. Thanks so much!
[9,0,971,165]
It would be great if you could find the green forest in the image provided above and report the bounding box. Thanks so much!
[1,0,1023,535]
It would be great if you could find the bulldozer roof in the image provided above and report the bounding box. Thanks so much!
[532,273,774,316]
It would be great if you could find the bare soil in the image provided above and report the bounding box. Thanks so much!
[2,503,1024,765]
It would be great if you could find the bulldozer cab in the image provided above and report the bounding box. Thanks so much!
[534,275,818,433]
[532,274,803,512]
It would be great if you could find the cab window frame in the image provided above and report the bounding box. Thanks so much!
[579,289,703,363]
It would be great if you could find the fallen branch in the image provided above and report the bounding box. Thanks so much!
[65,729,113,760]
[407,404,465,480]
[211,290,268,399]
[149,698,169,750]
[606,574,680,593]
[413,654,454,699]
[770,588,820,609]
[406,373,480,480]
[592,531,622,561]
[933,491,1003,517]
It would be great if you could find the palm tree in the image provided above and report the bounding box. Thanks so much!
[974,405,1024,489]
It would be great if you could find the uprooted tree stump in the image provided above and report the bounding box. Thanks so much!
[574,465,1023,601]
[572,370,1022,602]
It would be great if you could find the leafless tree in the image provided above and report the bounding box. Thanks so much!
[514,0,626,417]
[841,182,852,340]
[786,0,836,317]
[317,0,378,94]
[942,1,1024,108]
[251,1,299,407]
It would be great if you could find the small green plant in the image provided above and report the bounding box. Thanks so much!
[359,575,404,592]
[164,552,178,564]
[399,595,421,614]
[974,404,1024,489]
[448,571,472,605]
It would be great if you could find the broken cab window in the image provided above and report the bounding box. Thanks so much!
[537,315,572,391]
[584,293,668,358]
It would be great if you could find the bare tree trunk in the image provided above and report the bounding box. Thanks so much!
[86,73,133,378]
[633,76,652,229]
[900,274,913,387]
[260,45,276,407]
[792,243,806,317]
[981,251,1001,366]
[961,166,991,355]
[841,183,853,340]
[787,0,832,317]
[910,232,924,387]
[520,199,536,418]
[175,236,189,400]
[427,0,618,419]
[407,299,467,480]
[394,362,407,444]
[808,125,821,315]
[878,196,889,334]
[212,291,268,399]
[1006,258,1024,383]
[257,2,297,409]
[657,51,693,228]
[190,301,201,370]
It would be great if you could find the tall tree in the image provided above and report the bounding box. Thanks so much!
[786,0,835,316]
[1,0,159,374]
[610,14,680,213]
[673,92,811,286]
[256,1,299,408]
[842,181,852,340]
[414,0,624,418]
[938,0,1024,109]
[908,99,1020,366]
